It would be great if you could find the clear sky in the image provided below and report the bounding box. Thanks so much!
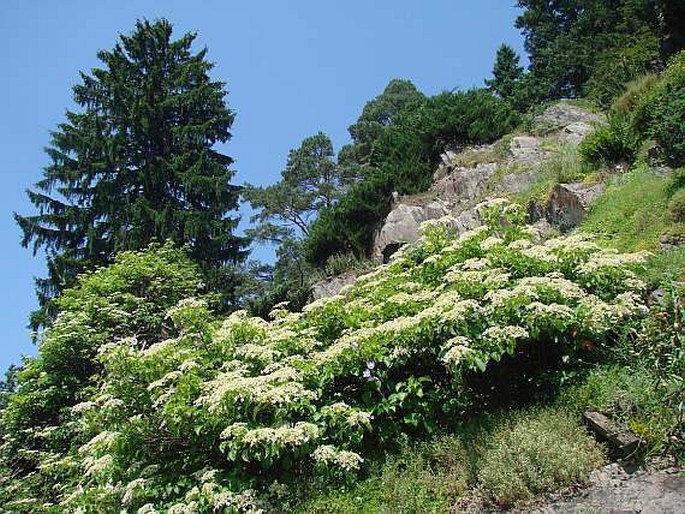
[0,1,525,372]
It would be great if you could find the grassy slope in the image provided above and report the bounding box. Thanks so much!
[580,166,679,251]
[296,145,685,514]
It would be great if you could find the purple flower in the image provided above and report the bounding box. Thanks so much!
[366,360,375,370]
[350,341,360,351]
[362,369,373,380]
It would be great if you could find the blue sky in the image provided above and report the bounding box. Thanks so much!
[0,1,525,372]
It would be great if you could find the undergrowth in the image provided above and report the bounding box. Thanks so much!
[580,166,676,251]
[298,406,604,512]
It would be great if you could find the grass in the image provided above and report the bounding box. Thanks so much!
[640,246,685,287]
[476,408,604,507]
[448,144,502,169]
[511,142,592,208]
[314,253,374,281]
[297,407,604,513]
[556,364,684,458]
[580,165,675,251]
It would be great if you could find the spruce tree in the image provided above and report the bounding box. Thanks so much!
[486,44,524,101]
[15,19,248,327]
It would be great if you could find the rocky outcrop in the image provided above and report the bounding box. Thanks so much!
[543,182,605,232]
[372,201,450,262]
[529,462,685,514]
[311,272,359,301]
[534,103,605,131]
[433,163,497,207]
[371,103,607,263]
[659,231,685,251]
[510,136,543,162]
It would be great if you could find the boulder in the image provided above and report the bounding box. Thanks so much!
[546,182,605,231]
[372,204,434,263]
[432,162,497,206]
[562,121,596,144]
[583,411,641,458]
[659,231,685,251]
[509,136,542,162]
[534,103,605,131]
[493,167,541,195]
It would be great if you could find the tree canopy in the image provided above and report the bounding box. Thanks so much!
[244,132,344,243]
[514,0,662,104]
[485,44,524,101]
[15,18,248,328]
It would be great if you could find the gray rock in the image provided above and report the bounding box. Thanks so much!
[530,467,685,514]
[534,103,605,131]
[648,288,668,307]
[510,136,542,162]
[583,411,641,458]
[372,204,430,263]
[562,121,597,144]
[449,206,482,235]
[545,182,605,232]
[432,163,497,206]
[424,200,450,219]
[659,231,685,251]
[311,272,358,301]
[494,167,541,195]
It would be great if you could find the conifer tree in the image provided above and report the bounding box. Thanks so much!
[15,19,248,327]
[486,44,524,101]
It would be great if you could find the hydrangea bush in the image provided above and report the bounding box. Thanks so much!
[4,199,650,513]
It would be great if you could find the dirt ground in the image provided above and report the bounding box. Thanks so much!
[527,461,685,514]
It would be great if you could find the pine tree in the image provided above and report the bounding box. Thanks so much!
[15,19,248,327]
[485,44,524,101]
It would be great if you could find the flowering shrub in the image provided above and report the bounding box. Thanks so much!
[2,199,651,513]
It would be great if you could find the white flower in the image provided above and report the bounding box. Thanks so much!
[122,478,147,507]
[312,445,363,471]
[480,236,504,250]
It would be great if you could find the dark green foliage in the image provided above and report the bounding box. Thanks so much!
[0,366,19,411]
[515,0,662,103]
[241,239,314,318]
[486,44,525,101]
[585,32,661,107]
[14,19,247,328]
[640,51,685,167]
[580,113,641,167]
[245,132,345,242]
[340,79,425,172]
[657,0,685,59]
[603,50,685,169]
[306,90,519,265]
[418,90,521,162]
[244,132,351,315]
[0,244,203,502]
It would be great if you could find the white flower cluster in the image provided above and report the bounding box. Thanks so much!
[441,336,473,366]
[211,488,264,514]
[122,478,148,507]
[53,197,653,512]
[576,250,651,274]
[196,365,316,412]
[482,325,530,345]
[321,402,373,428]
[221,422,320,450]
[312,445,364,471]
